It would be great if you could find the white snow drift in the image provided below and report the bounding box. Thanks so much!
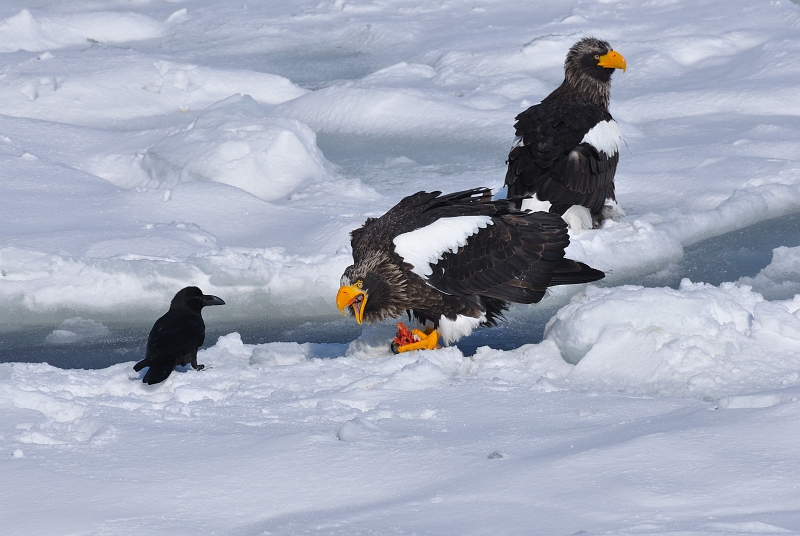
[140,94,335,201]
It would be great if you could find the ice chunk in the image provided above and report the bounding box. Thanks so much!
[345,324,398,359]
[337,417,380,442]
[739,246,800,301]
[141,95,335,201]
[250,343,310,367]
[545,282,800,398]
[44,318,110,345]
[0,9,165,53]
[718,394,782,409]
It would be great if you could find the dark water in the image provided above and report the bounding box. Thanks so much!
[667,212,800,287]
[0,317,362,370]
[3,212,800,370]
[0,314,545,370]
[197,50,381,90]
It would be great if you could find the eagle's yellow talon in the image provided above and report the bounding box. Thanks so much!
[395,329,440,353]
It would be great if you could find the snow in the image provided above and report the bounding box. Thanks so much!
[2,0,800,533]
[3,325,800,533]
[139,94,335,201]
[546,281,800,398]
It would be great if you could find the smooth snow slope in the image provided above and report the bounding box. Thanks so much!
[2,0,800,534]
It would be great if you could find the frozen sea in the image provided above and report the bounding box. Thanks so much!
[2,0,800,534]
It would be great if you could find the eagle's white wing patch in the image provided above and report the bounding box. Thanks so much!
[393,216,493,279]
[581,119,620,157]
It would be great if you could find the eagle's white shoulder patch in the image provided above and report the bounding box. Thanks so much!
[393,216,493,279]
[581,119,620,157]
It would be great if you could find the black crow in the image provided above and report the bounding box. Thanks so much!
[134,286,225,384]
[336,188,604,353]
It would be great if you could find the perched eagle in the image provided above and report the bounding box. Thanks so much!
[336,188,604,353]
[505,37,627,230]
[134,286,225,385]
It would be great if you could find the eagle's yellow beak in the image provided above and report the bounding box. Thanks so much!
[336,284,368,325]
[598,50,626,73]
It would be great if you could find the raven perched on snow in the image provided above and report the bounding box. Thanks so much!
[134,286,225,385]
[336,188,604,352]
[505,37,627,229]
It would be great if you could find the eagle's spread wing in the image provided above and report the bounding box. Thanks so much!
[350,189,494,260]
[424,211,588,304]
[505,101,618,213]
[384,193,604,304]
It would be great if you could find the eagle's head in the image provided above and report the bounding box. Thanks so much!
[336,252,408,324]
[564,37,626,107]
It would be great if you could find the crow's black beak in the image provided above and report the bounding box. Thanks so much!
[202,295,225,307]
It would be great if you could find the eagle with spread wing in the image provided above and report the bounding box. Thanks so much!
[336,188,604,353]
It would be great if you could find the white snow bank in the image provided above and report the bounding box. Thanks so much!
[546,281,800,398]
[0,9,165,53]
[565,182,800,285]
[0,48,308,127]
[0,331,561,447]
[0,246,352,323]
[3,330,800,535]
[139,95,335,201]
[275,84,507,139]
[4,288,799,450]
[739,246,800,301]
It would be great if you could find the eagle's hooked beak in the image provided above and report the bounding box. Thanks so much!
[336,284,367,324]
[598,50,627,72]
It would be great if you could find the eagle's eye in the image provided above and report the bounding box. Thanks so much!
[594,54,600,59]
[356,280,363,289]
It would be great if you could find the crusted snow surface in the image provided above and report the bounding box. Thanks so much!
[3,284,800,534]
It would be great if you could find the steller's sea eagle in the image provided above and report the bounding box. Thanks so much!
[505,37,627,230]
[336,188,604,353]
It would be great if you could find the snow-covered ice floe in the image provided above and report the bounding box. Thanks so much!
[3,274,800,533]
[3,0,800,531]
[2,0,800,321]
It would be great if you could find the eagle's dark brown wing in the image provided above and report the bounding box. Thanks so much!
[424,210,603,304]
[505,100,618,214]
